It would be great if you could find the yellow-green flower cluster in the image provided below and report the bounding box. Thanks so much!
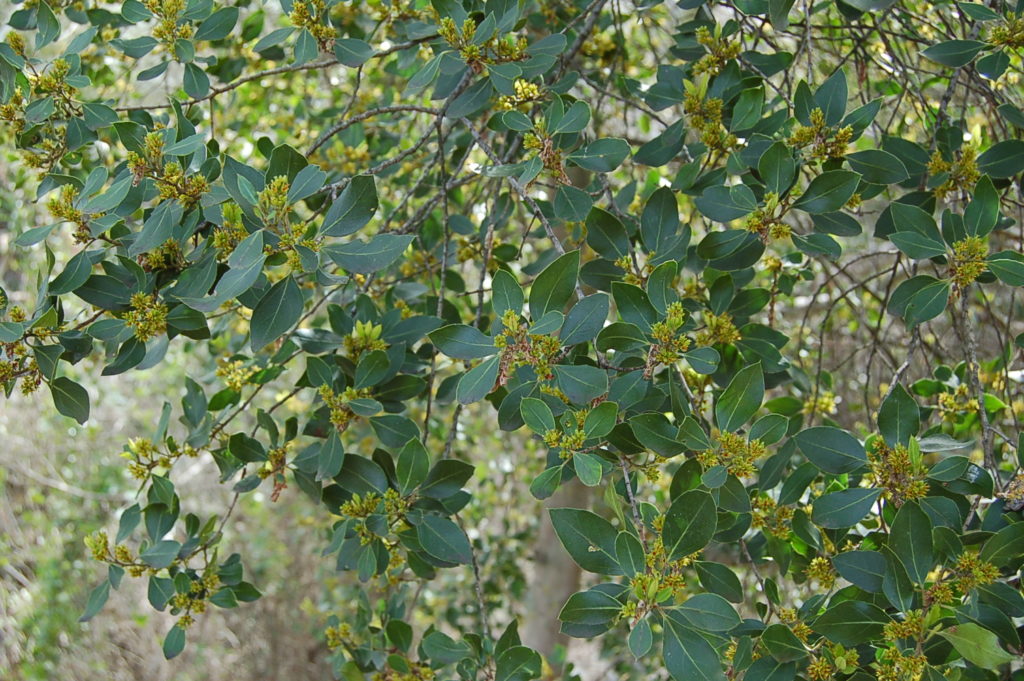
[788,108,852,161]
[143,0,194,55]
[803,391,837,417]
[345,320,388,358]
[47,184,91,243]
[497,78,544,110]
[319,385,373,433]
[806,556,835,589]
[683,87,736,152]
[751,494,793,537]
[989,13,1024,48]
[125,292,168,342]
[157,161,209,208]
[290,0,335,48]
[696,312,741,346]
[884,610,924,641]
[141,239,186,273]
[216,358,257,392]
[647,302,692,373]
[438,16,527,72]
[121,436,198,479]
[693,26,741,76]
[494,309,562,381]
[875,647,926,681]
[129,133,209,208]
[928,146,979,199]
[954,551,999,591]
[937,383,979,421]
[744,192,791,241]
[949,236,988,289]
[697,430,767,478]
[867,440,928,508]
[212,202,248,259]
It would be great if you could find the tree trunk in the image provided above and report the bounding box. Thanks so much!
[522,480,589,671]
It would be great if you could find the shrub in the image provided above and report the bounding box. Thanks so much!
[2,0,1024,679]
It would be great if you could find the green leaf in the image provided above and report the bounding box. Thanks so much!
[814,69,848,126]
[768,0,796,27]
[551,101,591,134]
[890,501,933,583]
[549,508,621,574]
[163,625,187,660]
[456,356,499,404]
[529,250,580,319]
[183,63,210,99]
[567,138,630,172]
[585,208,629,260]
[979,521,1024,566]
[287,164,327,202]
[573,451,603,486]
[629,619,653,657]
[495,645,541,681]
[321,175,378,236]
[761,623,807,661]
[396,439,428,494]
[792,171,861,214]
[938,623,1017,667]
[641,187,682,255]
[521,397,556,434]
[715,362,764,433]
[759,142,796,195]
[194,6,239,41]
[794,426,866,474]
[561,293,610,345]
[558,588,622,625]
[334,38,375,67]
[832,550,886,593]
[730,87,763,131]
[922,40,987,67]
[812,601,888,646]
[987,251,1024,286]
[35,2,61,48]
[316,431,345,481]
[430,324,497,359]
[846,150,909,184]
[695,184,758,222]
[615,530,645,578]
[583,401,618,438]
[492,269,524,316]
[888,275,950,328]
[695,561,743,603]
[554,185,593,222]
[673,594,741,632]
[141,540,181,568]
[323,234,413,273]
[878,383,920,446]
[229,432,267,463]
[50,377,90,424]
[966,176,999,236]
[422,631,472,665]
[630,412,686,457]
[555,365,608,404]
[250,276,303,351]
[662,612,727,681]
[889,231,947,260]
[79,581,110,622]
[418,515,472,564]
[662,489,717,561]
[811,488,880,528]
[978,140,1024,178]
[418,459,474,499]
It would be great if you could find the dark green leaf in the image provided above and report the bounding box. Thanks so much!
[662,489,717,561]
